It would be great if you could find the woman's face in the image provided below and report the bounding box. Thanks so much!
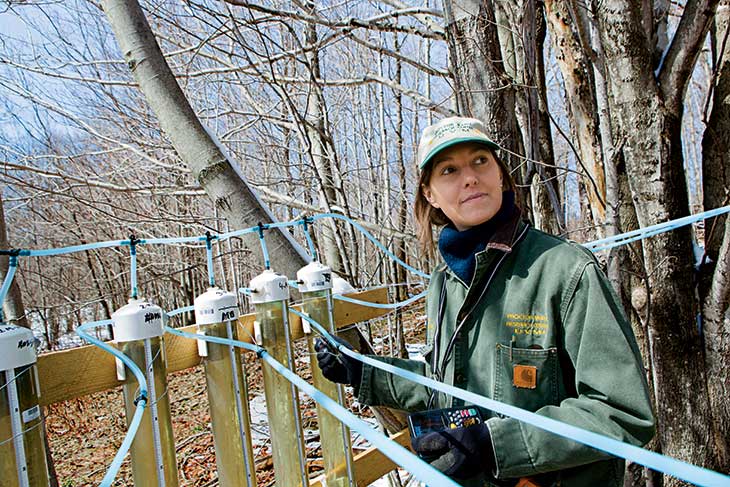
[421,142,504,231]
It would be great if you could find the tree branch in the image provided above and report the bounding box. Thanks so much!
[659,0,720,114]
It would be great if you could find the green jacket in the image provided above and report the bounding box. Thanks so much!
[357,216,655,486]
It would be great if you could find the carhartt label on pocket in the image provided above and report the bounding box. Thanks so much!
[513,365,537,389]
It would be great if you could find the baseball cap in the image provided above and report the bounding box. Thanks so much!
[417,116,500,170]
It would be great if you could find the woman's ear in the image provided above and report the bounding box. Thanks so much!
[422,185,440,209]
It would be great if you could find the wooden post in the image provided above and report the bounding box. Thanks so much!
[113,300,178,487]
[298,263,354,487]
[195,288,257,486]
[250,270,308,487]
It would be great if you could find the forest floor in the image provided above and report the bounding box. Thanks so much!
[46,304,426,487]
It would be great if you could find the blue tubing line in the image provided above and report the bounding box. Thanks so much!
[143,235,201,245]
[167,305,195,317]
[76,320,148,487]
[130,247,138,300]
[311,213,431,280]
[26,239,126,257]
[206,240,215,287]
[302,315,730,487]
[585,205,730,250]
[0,257,18,317]
[163,325,461,487]
[333,290,427,309]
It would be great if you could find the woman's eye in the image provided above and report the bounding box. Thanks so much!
[474,156,488,165]
[440,166,455,175]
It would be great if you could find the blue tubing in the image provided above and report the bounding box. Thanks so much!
[311,213,430,279]
[206,240,215,287]
[299,313,730,487]
[76,320,148,487]
[0,257,18,317]
[163,325,461,487]
[585,205,730,251]
[333,290,427,309]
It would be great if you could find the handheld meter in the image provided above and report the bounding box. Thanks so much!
[407,406,484,446]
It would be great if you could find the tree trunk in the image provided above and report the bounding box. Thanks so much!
[545,0,606,237]
[101,0,310,279]
[302,3,352,278]
[597,0,719,478]
[442,0,525,201]
[701,0,730,471]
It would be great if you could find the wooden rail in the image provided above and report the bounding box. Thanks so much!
[37,289,388,406]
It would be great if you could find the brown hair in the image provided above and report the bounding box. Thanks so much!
[413,148,516,254]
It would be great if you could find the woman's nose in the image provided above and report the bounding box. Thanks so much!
[462,167,478,186]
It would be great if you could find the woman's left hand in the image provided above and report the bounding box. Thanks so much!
[411,423,495,480]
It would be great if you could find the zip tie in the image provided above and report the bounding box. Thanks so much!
[205,231,215,287]
[300,217,318,260]
[257,222,271,270]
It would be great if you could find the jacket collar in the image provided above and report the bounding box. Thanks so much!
[434,206,528,274]
[485,203,525,253]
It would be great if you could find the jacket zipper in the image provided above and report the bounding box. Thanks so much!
[434,224,530,392]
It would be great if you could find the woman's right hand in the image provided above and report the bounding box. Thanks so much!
[314,336,363,388]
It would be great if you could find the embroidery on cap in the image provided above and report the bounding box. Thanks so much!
[513,364,537,389]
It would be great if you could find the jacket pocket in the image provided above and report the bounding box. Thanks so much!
[493,344,559,411]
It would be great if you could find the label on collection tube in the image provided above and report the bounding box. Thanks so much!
[22,405,40,423]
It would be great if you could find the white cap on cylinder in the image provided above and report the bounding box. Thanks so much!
[195,287,239,325]
[332,275,356,295]
[112,299,165,343]
[249,269,290,303]
[0,325,37,371]
[297,262,333,292]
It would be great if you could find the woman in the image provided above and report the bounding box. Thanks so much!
[316,117,655,486]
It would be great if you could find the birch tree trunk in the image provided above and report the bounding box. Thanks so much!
[596,0,720,478]
[101,0,310,278]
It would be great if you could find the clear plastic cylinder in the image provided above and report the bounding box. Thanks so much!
[120,336,179,487]
[256,301,308,487]
[200,320,257,487]
[302,290,354,486]
[0,364,49,487]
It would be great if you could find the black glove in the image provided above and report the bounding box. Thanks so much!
[411,423,495,480]
[314,336,363,388]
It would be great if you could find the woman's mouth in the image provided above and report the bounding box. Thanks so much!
[460,193,487,204]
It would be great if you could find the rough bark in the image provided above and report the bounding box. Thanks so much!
[441,0,525,201]
[596,0,719,477]
[530,2,562,234]
[545,0,607,236]
[701,0,730,471]
[101,0,310,279]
